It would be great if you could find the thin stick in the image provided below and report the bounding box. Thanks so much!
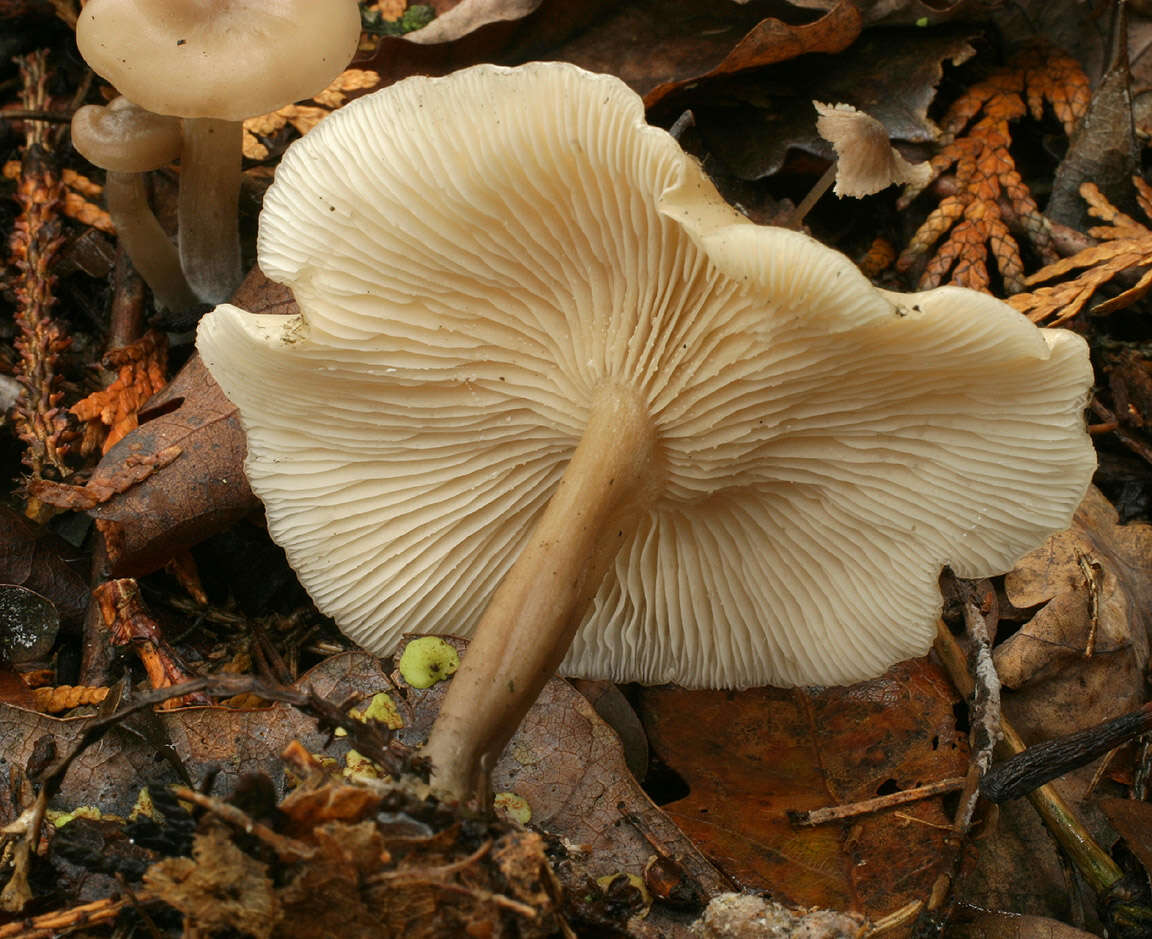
[0,108,74,124]
[784,162,837,229]
[933,621,1123,895]
[789,777,966,827]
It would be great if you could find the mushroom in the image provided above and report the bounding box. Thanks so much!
[196,63,1095,803]
[814,101,932,197]
[71,96,196,311]
[75,0,362,303]
[787,101,931,227]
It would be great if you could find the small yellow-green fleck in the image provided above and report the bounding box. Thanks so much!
[350,691,404,729]
[50,805,111,828]
[915,16,929,26]
[398,637,459,688]
[493,791,532,824]
[343,748,387,782]
[596,872,652,908]
[129,787,158,821]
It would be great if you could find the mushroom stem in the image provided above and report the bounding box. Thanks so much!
[424,385,658,803]
[178,117,243,303]
[785,160,837,229]
[104,172,198,312]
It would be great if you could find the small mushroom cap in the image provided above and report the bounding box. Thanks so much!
[76,0,362,121]
[814,101,931,197]
[198,63,1095,689]
[71,96,182,172]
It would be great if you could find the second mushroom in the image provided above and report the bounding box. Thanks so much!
[197,63,1095,803]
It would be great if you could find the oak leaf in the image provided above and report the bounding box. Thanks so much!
[898,44,1090,294]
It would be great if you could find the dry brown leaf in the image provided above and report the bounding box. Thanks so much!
[996,485,1151,741]
[634,659,967,919]
[0,505,88,623]
[82,353,254,574]
[897,44,1090,294]
[1010,178,1152,326]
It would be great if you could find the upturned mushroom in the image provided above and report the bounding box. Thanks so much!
[196,63,1095,803]
[75,0,362,302]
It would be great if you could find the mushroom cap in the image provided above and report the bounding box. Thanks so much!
[814,101,931,197]
[76,0,362,121]
[71,96,183,172]
[197,63,1095,689]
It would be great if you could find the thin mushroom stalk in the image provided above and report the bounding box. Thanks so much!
[103,172,197,311]
[178,118,243,303]
[423,387,658,800]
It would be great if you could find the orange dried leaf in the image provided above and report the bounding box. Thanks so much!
[1010,180,1152,326]
[94,578,210,707]
[898,44,1090,295]
[243,68,380,159]
[33,684,110,713]
[71,330,168,455]
[857,236,896,279]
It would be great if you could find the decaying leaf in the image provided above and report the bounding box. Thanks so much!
[72,354,253,575]
[634,659,967,920]
[1010,178,1152,326]
[553,0,862,107]
[690,28,976,182]
[0,651,723,930]
[996,485,1151,740]
[1045,4,1139,232]
[144,824,281,939]
[0,505,88,623]
[898,44,1090,293]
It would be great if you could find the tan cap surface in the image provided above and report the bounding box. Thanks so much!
[77,0,362,121]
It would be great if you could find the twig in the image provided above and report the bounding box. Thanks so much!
[788,777,966,827]
[981,702,1152,803]
[8,51,77,491]
[867,899,923,936]
[0,108,74,124]
[933,621,1123,895]
[960,589,1001,827]
[169,786,313,861]
[1091,398,1152,466]
[0,896,132,938]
